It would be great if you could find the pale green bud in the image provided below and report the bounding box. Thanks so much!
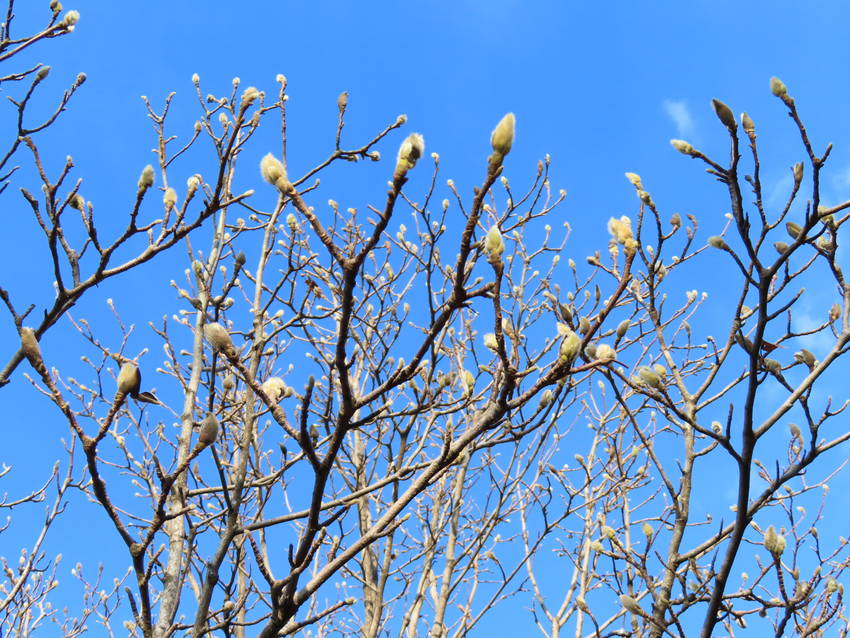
[395,133,425,176]
[260,377,287,402]
[559,331,581,363]
[490,112,516,158]
[138,165,155,191]
[483,333,498,351]
[596,344,616,362]
[770,76,788,97]
[163,187,177,211]
[615,319,630,339]
[708,236,728,250]
[711,98,736,130]
[260,153,291,193]
[286,213,299,232]
[484,225,505,262]
[670,139,695,155]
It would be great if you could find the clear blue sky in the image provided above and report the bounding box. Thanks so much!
[3,0,850,634]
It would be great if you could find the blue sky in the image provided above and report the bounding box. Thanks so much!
[3,0,850,635]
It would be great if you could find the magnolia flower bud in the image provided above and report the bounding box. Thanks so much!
[163,187,177,211]
[595,344,616,362]
[774,241,789,255]
[615,319,630,339]
[204,322,235,356]
[61,9,79,28]
[559,331,581,363]
[607,216,633,244]
[638,366,662,388]
[261,377,287,403]
[337,91,348,111]
[286,213,299,232]
[490,112,516,162]
[708,236,728,250]
[763,526,786,556]
[792,162,803,182]
[260,153,291,193]
[483,333,498,351]
[539,389,553,408]
[711,98,736,130]
[670,139,695,155]
[138,165,155,191]
[199,413,220,445]
[741,112,755,133]
[395,133,425,176]
[770,76,788,97]
[463,369,475,395]
[625,172,643,188]
[484,225,505,262]
[240,86,260,107]
[601,525,616,539]
[642,522,653,538]
[36,66,51,80]
[578,317,591,335]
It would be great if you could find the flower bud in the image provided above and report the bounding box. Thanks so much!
[490,112,516,160]
[770,76,787,98]
[615,319,630,339]
[138,165,155,191]
[793,162,803,182]
[484,225,505,262]
[711,98,736,130]
[595,344,616,362]
[163,187,177,211]
[240,86,260,107]
[61,9,79,28]
[625,172,642,188]
[741,112,755,133]
[538,389,553,408]
[708,236,728,250]
[774,241,789,255]
[559,331,581,363]
[286,213,299,232]
[670,139,695,155]
[36,66,51,80]
[261,377,287,402]
[260,153,291,193]
[642,522,653,538]
[395,133,425,176]
[483,333,498,351]
[763,525,786,556]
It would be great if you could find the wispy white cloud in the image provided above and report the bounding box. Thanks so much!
[663,99,695,138]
